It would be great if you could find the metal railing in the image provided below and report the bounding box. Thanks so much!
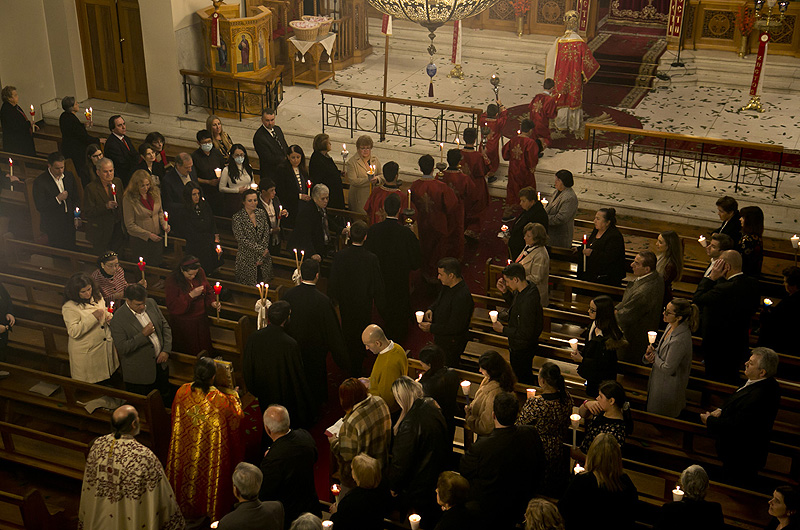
[585,123,786,198]
[320,89,482,145]
[180,69,284,121]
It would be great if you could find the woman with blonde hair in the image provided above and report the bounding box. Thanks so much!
[525,498,564,530]
[329,453,390,529]
[516,222,550,306]
[654,230,683,306]
[123,170,170,266]
[344,134,383,213]
[558,433,638,530]
[206,114,234,160]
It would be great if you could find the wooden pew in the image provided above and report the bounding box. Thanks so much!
[0,488,65,530]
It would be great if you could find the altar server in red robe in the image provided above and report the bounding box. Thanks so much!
[479,101,508,182]
[460,127,491,222]
[528,78,559,150]
[442,149,479,240]
[410,155,461,280]
[502,119,540,220]
[363,161,410,225]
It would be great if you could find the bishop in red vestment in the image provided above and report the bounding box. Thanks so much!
[502,119,540,213]
[528,78,559,148]
[363,161,411,225]
[480,102,508,177]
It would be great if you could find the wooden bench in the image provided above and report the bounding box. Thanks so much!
[0,488,65,530]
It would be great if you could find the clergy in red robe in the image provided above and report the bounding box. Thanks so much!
[363,161,411,225]
[166,357,244,521]
[479,102,508,178]
[502,119,540,217]
[410,155,462,279]
[443,149,481,240]
[528,78,559,148]
[460,127,491,222]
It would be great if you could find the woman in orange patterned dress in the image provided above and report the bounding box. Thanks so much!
[166,356,244,521]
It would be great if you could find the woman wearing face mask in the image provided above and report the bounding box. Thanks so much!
[181,182,221,274]
[61,272,118,384]
[134,142,165,187]
[276,144,311,228]
[165,255,220,355]
[232,189,272,285]
[219,144,256,216]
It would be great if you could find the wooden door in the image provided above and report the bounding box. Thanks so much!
[75,0,149,106]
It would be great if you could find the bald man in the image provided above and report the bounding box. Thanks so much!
[693,250,760,384]
[363,324,408,412]
[79,406,183,529]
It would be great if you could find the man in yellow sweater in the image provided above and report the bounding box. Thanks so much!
[362,324,408,413]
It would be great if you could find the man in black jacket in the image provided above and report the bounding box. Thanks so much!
[104,115,138,186]
[191,129,224,215]
[714,195,741,245]
[507,187,548,259]
[493,262,543,384]
[253,108,289,181]
[32,152,79,249]
[287,184,339,260]
[693,250,760,384]
[329,220,386,376]
[161,153,197,236]
[419,258,474,368]
[217,462,283,530]
[460,392,545,529]
[259,405,321,528]
[702,347,781,486]
[758,266,800,355]
[365,194,421,343]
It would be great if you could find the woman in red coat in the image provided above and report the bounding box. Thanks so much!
[165,255,220,355]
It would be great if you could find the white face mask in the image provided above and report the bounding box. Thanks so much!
[200,142,213,153]
[234,156,245,165]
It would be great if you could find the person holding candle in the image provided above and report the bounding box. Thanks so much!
[0,86,36,155]
[363,161,411,225]
[255,178,288,258]
[654,465,724,530]
[191,129,225,215]
[78,144,104,187]
[134,143,166,188]
[508,188,549,259]
[643,298,698,418]
[581,207,626,286]
[758,266,800,355]
[180,182,221,274]
[615,251,664,364]
[123,170,170,267]
[655,230,683,307]
[0,283,15,363]
[253,108,290,181]
[59,96,99,179]
[288,183,341,261]
[344,135,383,213]
[515,222,550,307]
[558,433,638,530]
[329,453,390,530]
[309,133,346,210]
[575,381,633,461]
[702,232,735,277]
[275,144,311,228]
[165,255,220,355]
[465,350,517,437]
[219,144,255,202]
[104,115,138,187]
[418,344,460,447]
[32,152,80,250]
[765,485,799,530]
[90,251,146,304]
[516,361,572,496]
[714,195,741,244]
[232,188,273,285]
[572,295,626,397]
[61,272,119,384]
[544,170,578,249]
[207,114,235,161]
[214,462,284,530]
[739,205,765,277]
[83,157,125,255]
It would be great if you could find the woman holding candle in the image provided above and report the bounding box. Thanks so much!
[59,96,99,179]
[219,144,256,216]
[256,178,287,258]
[739,205,765,277]
[558,434,638,530]
[765,485,799,530]
[134,143,166,187]
[123,170,170,267]
[581,208,626,287]
[165,255,220,355]
[572,295,627,398]
[181,182,221,274]
[344,135,383,213]
[655,230,683,307]
[545,170,578,249]
[61,272,119,384]
[516,222,550,307]
[654,465,724,530]
[329,453,390,530]
[232,189,272,285]
[206,114,234,160]
[643,298,698,418]
[516,361,572,496]
[0,86,36,156]
[575,381,632,461]
[276,145,311,228]
[465,350,516,437]
[419,344,460,446]
[90,251,146,304]
[309,133,346,210]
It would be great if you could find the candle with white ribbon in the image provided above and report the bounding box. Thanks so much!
[415,311,424,323]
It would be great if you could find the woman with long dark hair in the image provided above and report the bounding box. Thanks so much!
[465,350,516,436]
[655,230,683,307]
[79,144,104,186]
[581,207,626,286]
[276,144,311,228]
[575,381,633,461]
[739,205,764,277]
[232,189,272,285]
[134,142,165,187]
[570,295,627,397]
[181,182,221,274]
[164,255,220,355]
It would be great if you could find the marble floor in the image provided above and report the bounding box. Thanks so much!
[48,18,800,241]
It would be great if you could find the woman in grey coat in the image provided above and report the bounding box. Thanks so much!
[544,169,578,248]
[643,298,698,417]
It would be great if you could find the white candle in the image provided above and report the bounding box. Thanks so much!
[792,235,800,249]
[409,514,421,530]
[541,197,548,207]
[251,183,258,190]
[439,143,444,163]
[460,380,471,395]
[163,211,169,246]
[698,235,707,247]
[764,298,773,306]
[415,311,424,323]
[7,158,12,177]
[489,310,498,323]
[501,224,509,233]
[526,388,536,399]
[570,413,581,424]
[214,168,221,179]
[648,331,658,344]
[210,522,219,529]
[570,413,581,447]
[672,485,684,502]
[573,463,584,474]
[322,522,333,529]
[569,338,579,351]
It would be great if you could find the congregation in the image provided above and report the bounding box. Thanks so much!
[1,82,800,530]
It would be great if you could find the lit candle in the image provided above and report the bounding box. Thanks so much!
[211,521,219,529]
[415,311,424,323]
[792,235,800,249]
[541,197,548,206]
[407,188,412,205]
[573,463,585,474]
[489,310,498,323]
[570,412,581,447]
[648,331,658,344]
[570,413,581,424]
[163,211,169,247]
[108,300,115,314]
[455,138,460,146]
[698,235,707,247]
[341,143,348,157]
[111,183,117,203]
[138,257,146,281]
[331,484,340,504]
[214,168,222,179]
[507,259,512,265]
[460,380,471,395]
[216,244,222,258]
[74,207,80,219]
[7,158,12,178]
[293,248,299,270]
[29,104,35,122]
[582,234,588,271]
[526,388,536,399]
[537,192,541,201]
[307,180,312,194]
[501,224,509,234]
[672,485,684,502]
[439,142,444,163]
[764,298,773,307]
[569,338,579,351]
[409,514,421,530]
[322,522,333,529]
[251,183,258,190]
[213,282,222,321]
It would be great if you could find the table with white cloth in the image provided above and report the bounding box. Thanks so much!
[288,33,337,88]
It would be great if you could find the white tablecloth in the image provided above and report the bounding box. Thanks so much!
[289,32,337,63]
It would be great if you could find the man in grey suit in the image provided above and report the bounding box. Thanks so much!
[109,284,172,402]
[616,250,664,363]
[544,169,578,248]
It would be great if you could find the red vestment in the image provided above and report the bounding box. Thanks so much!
[480,108,508,174]
[528,92,559,147]
[363,185,410,225]
[552,38,599,109]
[410,177,462,277]
[502,136,540,206]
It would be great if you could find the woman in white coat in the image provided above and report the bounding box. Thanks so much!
[515,222,550,307]
[544,169,578,248]
[61,272,119,384]
[643,298,698,417]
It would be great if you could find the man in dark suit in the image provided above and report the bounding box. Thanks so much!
[32,152,79,250]
[243,301,315,429]
[758,266,800,355]
[287,183,339,260]
[460,392,545,529]
[507,187,548,259]
[615,250,665,363]
[104,115,138,186]
[253,108,289,181]
[693,250,760,384]
[217,462,284,530]
[108,284,172,403]
[161,153,197,236]
[259,405,321,528]
[701,348,781,486]
[493,263,543,384]
[714,195,741,245]
[365,194,421,343]
[282,259,349,405]
[329,220,386,376]
[192,129,225,215]
[82,157,124,254]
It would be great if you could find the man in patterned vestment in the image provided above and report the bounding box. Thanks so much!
[79,405,184,530]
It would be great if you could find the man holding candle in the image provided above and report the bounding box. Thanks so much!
[615,251,664,364]
[83,158,124,255]
[104,115,138,186]
[253,108,289,181]
[32,152,79,250]
[507,187,549,259]
[162,153,198,236]
[288,183,340,261]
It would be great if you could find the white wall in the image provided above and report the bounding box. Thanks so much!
[44,0,88,103]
